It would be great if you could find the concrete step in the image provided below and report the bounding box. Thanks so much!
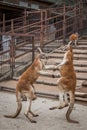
[48,53,87,60]
[54,49,87,55]
[73,45,87,50]
[78,41,87,45]
[37,38,87,90]
[75,66,87,73]
[47,59,87,67]
[35,70,87,85]
[13,37,87,92]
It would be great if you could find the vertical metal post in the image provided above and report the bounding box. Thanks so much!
[10,36,15,78]
[24,9,27,25]
[3,14,5,32]
[63,4,66,42]
[23,9,27,43]
[40,10,44,50]
[45,10,48,41]
[79,0,83,32]
[11,19,14,33]
[32,36,35,62]
[0,16,2,49]
[74,4,77,32]
[23,9,27,33]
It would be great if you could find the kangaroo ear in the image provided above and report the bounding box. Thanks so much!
[75,32,78,36]
[36,47,48,59]
[37,47,43,54]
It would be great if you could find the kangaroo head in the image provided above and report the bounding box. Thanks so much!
[36,47,48,64]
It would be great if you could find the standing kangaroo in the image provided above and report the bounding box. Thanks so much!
[4,47,47,123]
[49,44,79,123]
[69,32,79,46]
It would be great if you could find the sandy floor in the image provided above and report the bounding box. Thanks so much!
[0,92,87,130]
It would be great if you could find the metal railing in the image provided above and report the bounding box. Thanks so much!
[0,1,84,80]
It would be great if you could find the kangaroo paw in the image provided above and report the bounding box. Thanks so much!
[28,110,39,117]
[49,106,58,110]
[58,104,69,109]
[33,114,39,117]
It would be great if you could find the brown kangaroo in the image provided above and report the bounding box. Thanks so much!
[4,47,47,123]
[49,44,79,123]
[69,32,79,46]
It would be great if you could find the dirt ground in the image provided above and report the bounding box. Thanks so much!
[0,91,87,130]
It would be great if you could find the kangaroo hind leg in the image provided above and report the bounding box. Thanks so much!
[66,91,79,123]
[24,86,38,123]
[49,92,65,110]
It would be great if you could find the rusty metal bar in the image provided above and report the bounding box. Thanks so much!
[32,36,35,62]
[23,9,27,34]
[11,19,14,33]
[40,10,44,49]
[73,6,76,32]
[2,14,5,32]
[63,4,66,41]
[0,32,34,37]
[79,1,83,31]
[0,2,84,80]
[10,36,15,77]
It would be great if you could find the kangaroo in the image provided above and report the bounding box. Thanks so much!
[69,32,78,46]
[4,47,47,123]
[49,44,79,123]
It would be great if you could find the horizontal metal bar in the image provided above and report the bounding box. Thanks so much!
[0,32,35,37]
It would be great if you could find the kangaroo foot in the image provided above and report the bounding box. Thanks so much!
[28,110,39,117]
[24,113,37,123]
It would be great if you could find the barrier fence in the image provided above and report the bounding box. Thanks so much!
[0,1,84,80]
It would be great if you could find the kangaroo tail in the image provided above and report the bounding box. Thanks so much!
[66,103,79,123]
[4,90,22,118]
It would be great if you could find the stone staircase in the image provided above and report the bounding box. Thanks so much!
[0,36,87,102]
[34,37,87,97]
